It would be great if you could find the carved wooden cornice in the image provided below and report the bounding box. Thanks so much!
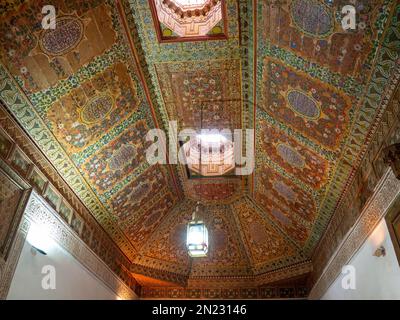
[131,259,312,290]
[141,285,308,299]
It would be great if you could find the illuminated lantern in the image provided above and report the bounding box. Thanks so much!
[186,205,208,257]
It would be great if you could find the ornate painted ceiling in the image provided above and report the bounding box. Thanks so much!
[0,0,399,292]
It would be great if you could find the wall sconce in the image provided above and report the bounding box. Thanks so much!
[373,246,386,258]
[26,224,52,255]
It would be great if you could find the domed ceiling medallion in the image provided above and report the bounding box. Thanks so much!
[149,0,227,42]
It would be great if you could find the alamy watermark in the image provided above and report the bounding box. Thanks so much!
[41,265,56,290]
[341,265,356,290]
[39,2,363,32]
[41,5,56,30]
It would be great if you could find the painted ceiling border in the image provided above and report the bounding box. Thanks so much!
[252,0,400,255]
[305,3,400,255]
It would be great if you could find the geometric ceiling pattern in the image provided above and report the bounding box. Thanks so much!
[0,0,399,290]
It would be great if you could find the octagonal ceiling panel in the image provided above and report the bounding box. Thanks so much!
[149,0,226,41]
[0,0,399,291]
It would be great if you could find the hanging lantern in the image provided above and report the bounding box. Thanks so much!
[186,205,208,257]
[187,220,208,257]
[186,107,209,258]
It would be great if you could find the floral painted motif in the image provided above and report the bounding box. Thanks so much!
[125,192,176,249]
[259,120,330,189]
[155,59,242,131]
[260,0,385,77]
[47,62,140,152]
[261,58,352,150]
[233,199,296,265]
[0,0,398,287]
[81,120,150,192]
[0,2,116,93]
[80,94,114,125]
[256,165,316,222]
[110,165,170,222]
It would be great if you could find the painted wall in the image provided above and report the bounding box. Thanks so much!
[322,219,400,300]
[7,239,120,300]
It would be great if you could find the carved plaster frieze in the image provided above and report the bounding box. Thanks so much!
[309,168,400,299]
[1,191,137,300]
